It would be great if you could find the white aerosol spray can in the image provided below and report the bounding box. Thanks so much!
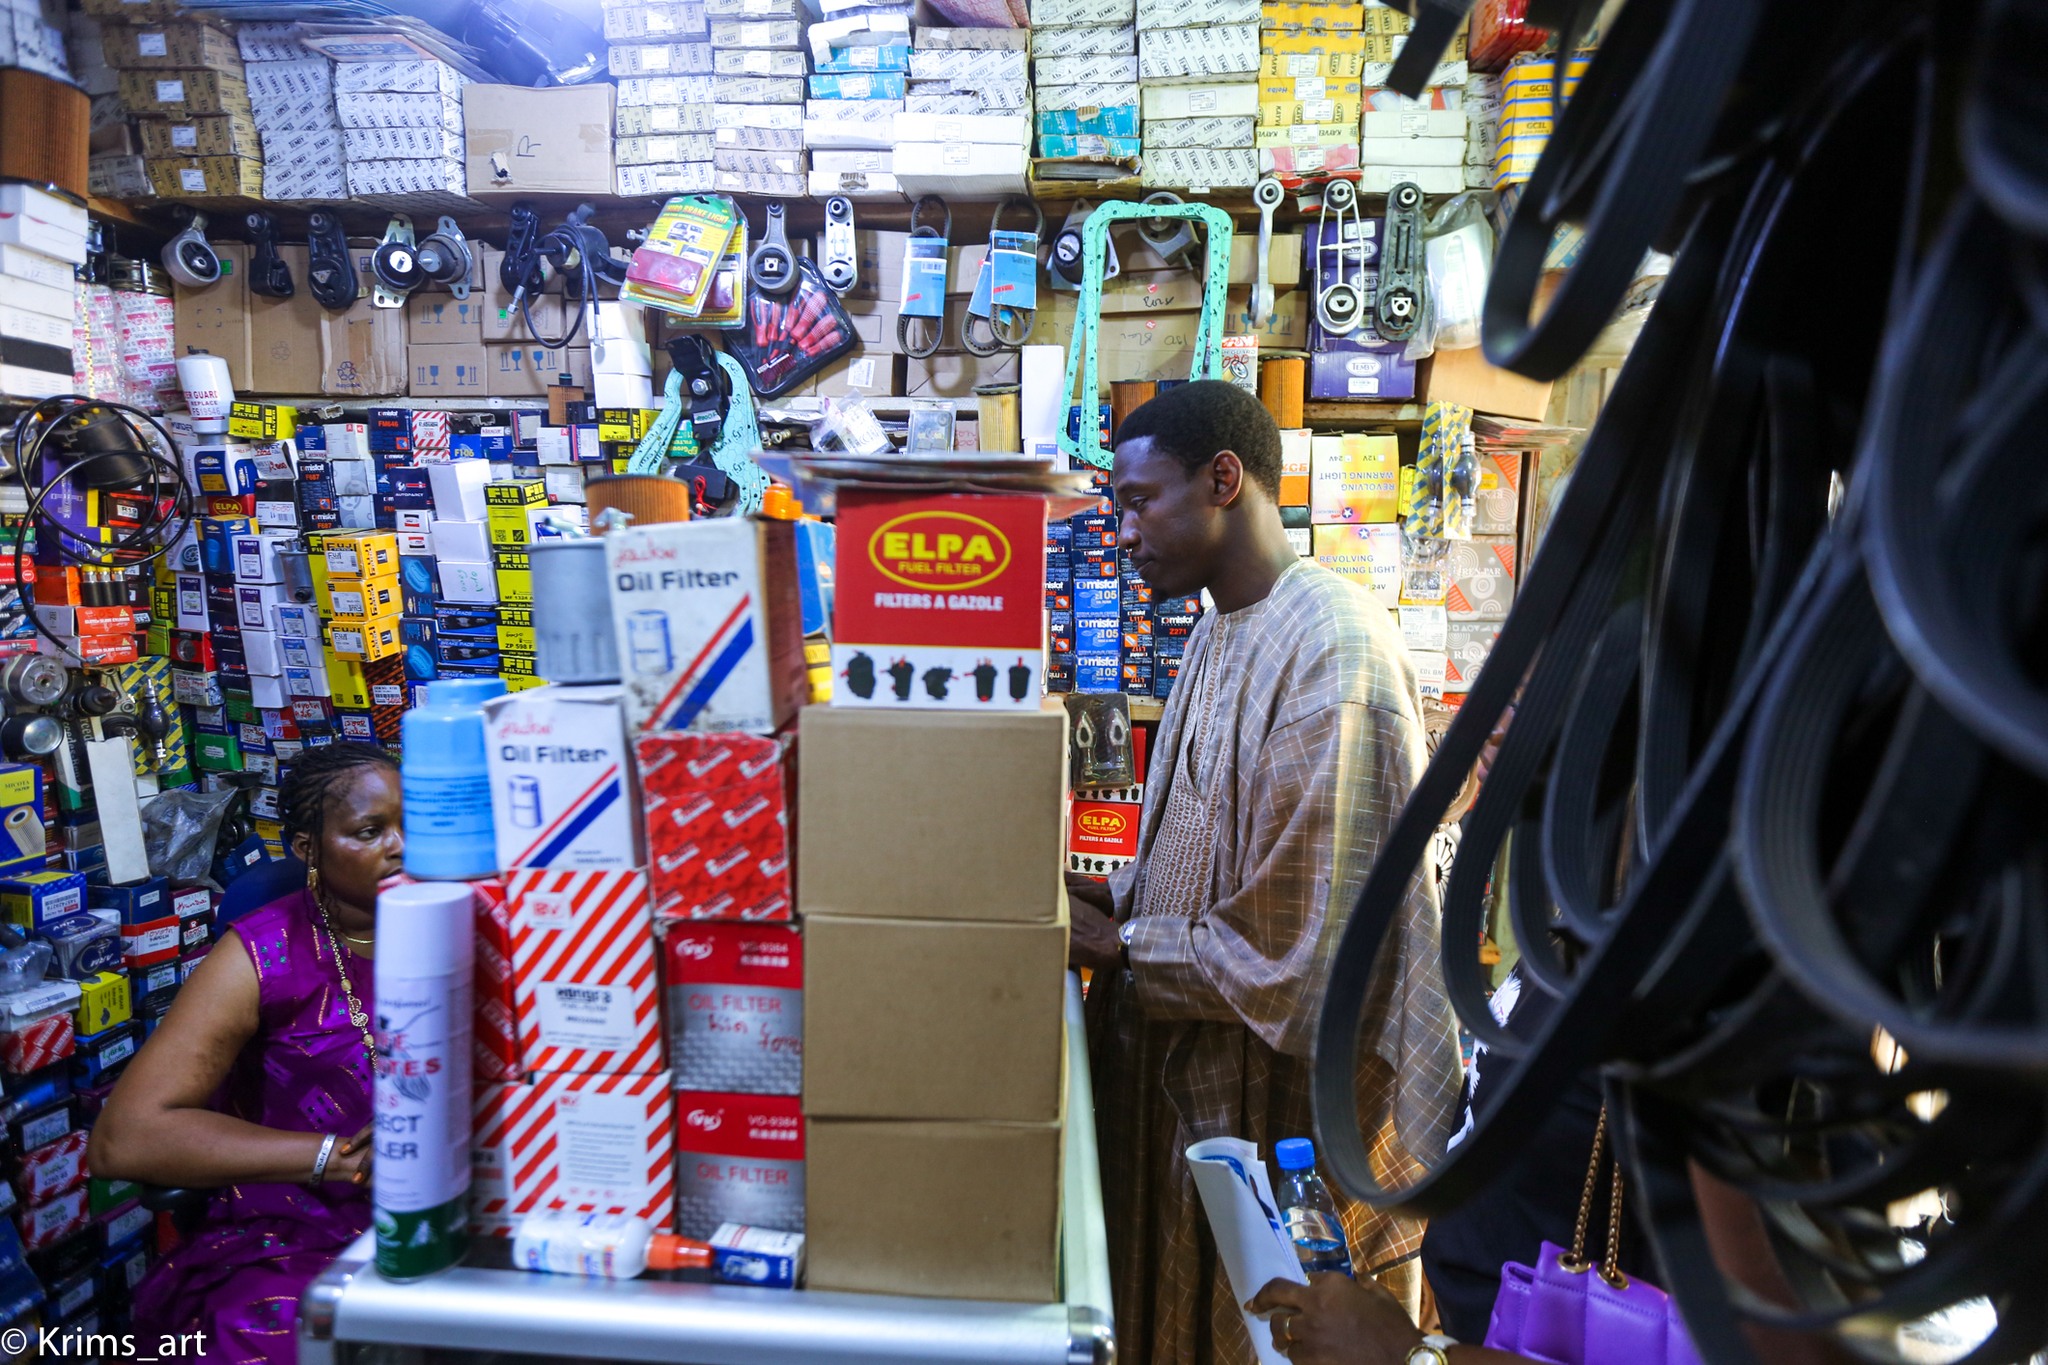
[373,881,474,1280]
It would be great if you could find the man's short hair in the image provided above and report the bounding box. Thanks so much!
[1113,379,1283,499]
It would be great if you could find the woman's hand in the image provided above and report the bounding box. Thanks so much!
[324,1124,374,1187]
[1248,1274,1422,1365]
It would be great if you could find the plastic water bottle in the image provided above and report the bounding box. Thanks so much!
[512,1210,711,1278]
[1275,1138,1355,1277]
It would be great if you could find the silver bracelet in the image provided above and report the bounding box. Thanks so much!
[310,1132,339,1185]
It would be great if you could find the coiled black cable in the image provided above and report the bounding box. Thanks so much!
[6,397,197,661]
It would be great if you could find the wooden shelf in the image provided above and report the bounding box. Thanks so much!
[1303,402,1425,426]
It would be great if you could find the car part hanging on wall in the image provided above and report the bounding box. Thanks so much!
[1312,4,2048,1364]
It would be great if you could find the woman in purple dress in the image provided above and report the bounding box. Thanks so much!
[92,743,404,1364]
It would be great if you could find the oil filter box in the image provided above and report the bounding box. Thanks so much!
[472,1068,676,1236]
[603,518,807,735]
[636,733,792,923]
[665,922,801,1095]
[830,490,1049,710]
[506,868,662,1075]
[482,684,643,872]
[672,1090,805,1239]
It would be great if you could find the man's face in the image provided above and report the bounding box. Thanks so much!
[1112,435,1229,598]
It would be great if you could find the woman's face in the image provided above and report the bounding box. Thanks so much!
[303,765,405,910]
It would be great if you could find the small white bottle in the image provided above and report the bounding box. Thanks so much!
[512,1209,710,1279]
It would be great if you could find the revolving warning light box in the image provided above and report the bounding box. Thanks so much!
[830,490,1048,711]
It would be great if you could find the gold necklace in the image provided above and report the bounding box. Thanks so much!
[314,890,378,1072]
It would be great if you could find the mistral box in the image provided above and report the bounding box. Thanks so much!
[506,868,663,1075]
[672,1090,805,1240]
[831,490,1049,710]
[603,518,807,734]
[635,732,792,923]
[472,1069,677,1236]
[665,922,802,1096]
[482,684,643,872]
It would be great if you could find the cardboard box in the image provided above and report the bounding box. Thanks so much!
[1068,798,1140,876]
[483,684,643,872]
[806,1118,1060,1301]
[1312,523,1401,605]
[1421,345,1555,422]
[245,245,327,395]
[472,1069,675,1236]
[829,490,1049,709]
[672,1091,805,1239]
[636,732,792,922]
[506,867,661,1074]
[485,343,592,398]
[804,914,1066,1122]
[322,246,409,398]
[604,518,807,735]
[664,921,802,1095]
[1310,433,1398,524]
[409,343,490,399]
[902,350,1020,398]
[406,285,487,346]
[1445,535,1516,620]
[173,244,252,392]
[464,84,617,197]
[797,707,1064,921]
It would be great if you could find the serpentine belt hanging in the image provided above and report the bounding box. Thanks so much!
[1057,200,1234,471]
[1480,0,1767,380]
[964,196,1043,357]
[896,195,950,360]
[1305,9,2048,1361]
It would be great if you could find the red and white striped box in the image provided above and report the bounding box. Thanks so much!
[472,877,522,1082]
[635,732,793,923]
[471,1069,676,1236]
[507,868,663,1075]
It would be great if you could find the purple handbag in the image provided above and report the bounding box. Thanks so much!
[1482,1109,1704,1365]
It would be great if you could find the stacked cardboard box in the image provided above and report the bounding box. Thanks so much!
[236,23,346,201]
[708,0,807,197]
[602,0,714,196]
[1254,0,1368,184]
[1134,0,1256,187]
[803,9,911,197]
[1032,0,1140,172]
[0,185,86,401]
[799,706,1069,1301]
[907,24,1028,115]
[3,0,71,82]
[335,57,468,202]
[101,16,262,198]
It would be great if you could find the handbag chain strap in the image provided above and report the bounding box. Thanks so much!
[1560,1105,1630,1291]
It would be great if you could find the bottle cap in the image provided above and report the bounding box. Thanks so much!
[761,485,794,520]
[648,1234,714,1271]
[1274,1137,1316,1171]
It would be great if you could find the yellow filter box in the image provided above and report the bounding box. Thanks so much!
[328,617,403,662]
[1310,433,1400,525]
[321,531,399,579]
[324,573,403,623]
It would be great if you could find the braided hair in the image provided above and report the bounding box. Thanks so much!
[280,741,399,851]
